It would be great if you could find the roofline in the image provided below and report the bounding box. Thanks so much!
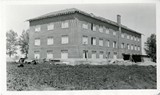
[27,8,142,35]
[121,27,142,35]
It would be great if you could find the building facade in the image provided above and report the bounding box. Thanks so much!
[28,8,142,60]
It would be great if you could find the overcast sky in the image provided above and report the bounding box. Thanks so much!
[5,4,156,55]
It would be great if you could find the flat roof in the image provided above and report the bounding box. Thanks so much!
[28,8,142,35]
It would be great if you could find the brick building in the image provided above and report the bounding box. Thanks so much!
[27,8,142,61]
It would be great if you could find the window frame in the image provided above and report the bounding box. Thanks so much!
[121,43,125,48]
[113,31,116,36]
[61,35,69,44]
[61,21,69,28]
[82,36,88,45]
[47,37,54,45]
[91,51,97,59]
[134,37,137,41]
[106,40,110,47]
[131,44,133,50]
[121,33,124,38]
[135,45,137,51]
[91,23,97,31]
[47,23,54,30]
[99,51,104,59]
[91,37,96,45]
[35,25,41,32]
[138,46,140,51]
[47,50,53,59]
[113,41,117,48]
[34,38,40,46]
[127,44,130,50]
[131,36,133,40]
[82,23,88,29]
[99,38,103,46]
[34,51,40,59]
[61,50,68,59]
[127,35,130,39]
[99,26,103,33]
[105,28,110,34]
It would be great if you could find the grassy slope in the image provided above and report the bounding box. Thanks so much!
[7,62,156,91]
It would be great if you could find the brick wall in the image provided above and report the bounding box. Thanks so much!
[28,12,142,60]
[28,14,80,60]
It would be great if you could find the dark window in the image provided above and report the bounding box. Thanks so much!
[91,37,96,45]
[91,37,93,45]
[91,23,93,30]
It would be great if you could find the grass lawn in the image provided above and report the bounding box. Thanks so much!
[7,62,156,91]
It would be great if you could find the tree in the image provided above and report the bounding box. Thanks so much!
[6,30,18,57]
[18,30,29,58]
[144,34,156,62]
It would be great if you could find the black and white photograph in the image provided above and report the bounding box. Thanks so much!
[1,0,160,95]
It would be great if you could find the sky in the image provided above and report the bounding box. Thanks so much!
[5,4,156,55]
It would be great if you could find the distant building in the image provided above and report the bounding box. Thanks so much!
[27,8,142,61]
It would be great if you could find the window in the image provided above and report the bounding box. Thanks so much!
[62,21,69,28]
[113,31,116,36]
[131,36,133,40]
[47,23,54,30]
[82,23,88,29]
[91,51,96,59]
[91,23,96,31]
[131,44,133,50]
[47,50,53,59]
[137,38,140,42]
[82,36,88,44]
[127,35,130,39]
[91,23,93,30]
[35,26,41,32]
[113,52,117,59]
[127,44,130,50]
[99,51,104,59]
[93,25,96,31]
[121,33,124,38]
[99,39,103,46]
[61,50,68,59]
[83,50,88,59]
[35,38,40,46]
[135,45,137,50]
[121,43,125,48]
[47,37,54,45]
[34,51,40,59]
[106,40,110,47]
[91,37,96,45]
[61,35,69,44]
[133,36,136,41]
[134,37,137,41]
[105,28,110,34]
[138,46,140,51]
[113,41,117,48]
[106,52,110,59]
[99,26,103,33]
